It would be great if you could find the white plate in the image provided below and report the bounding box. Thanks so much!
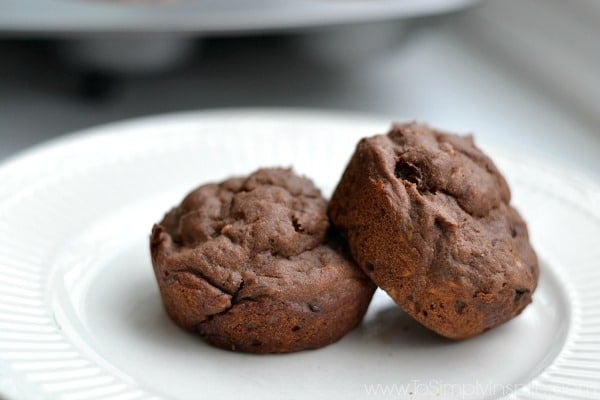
[0,0,477,35]
[0,109,599,400]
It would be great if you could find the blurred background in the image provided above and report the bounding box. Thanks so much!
[0,0,599,181]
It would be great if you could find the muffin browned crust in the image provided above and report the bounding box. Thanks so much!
[328,123,539,339]
[150,168,375,353]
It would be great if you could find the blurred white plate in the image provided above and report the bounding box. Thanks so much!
[0,109,599,400]
[0,0,477,35]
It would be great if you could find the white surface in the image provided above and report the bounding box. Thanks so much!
[0,109,599,400]
[1,1,599,184]
[0,0,476,34]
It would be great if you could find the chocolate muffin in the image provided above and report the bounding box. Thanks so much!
[328,123,539,339]
[151,168,375,353]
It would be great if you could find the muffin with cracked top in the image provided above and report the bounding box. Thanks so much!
[150,168,375,353]
[328,123,539,339]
